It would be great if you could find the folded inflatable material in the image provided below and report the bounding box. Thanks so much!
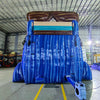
[13,20,92,84]
[13,62,24,82]
[82,61,92,80]
[91,63,100,71]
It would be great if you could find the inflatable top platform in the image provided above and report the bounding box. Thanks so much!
[13,11,92,84]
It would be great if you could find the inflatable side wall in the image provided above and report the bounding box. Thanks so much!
[13,20,92,84]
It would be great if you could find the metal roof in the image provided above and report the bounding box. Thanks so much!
[0,0,100,33]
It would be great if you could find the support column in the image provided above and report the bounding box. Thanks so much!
[4,34,8,53]
[14,33,18,53]
[88,25,93,64]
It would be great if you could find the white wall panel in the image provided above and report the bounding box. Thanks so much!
[0,31,6,51]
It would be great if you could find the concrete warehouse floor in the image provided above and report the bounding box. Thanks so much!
[0,68,100,100]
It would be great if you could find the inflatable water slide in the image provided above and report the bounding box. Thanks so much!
[13,11,92,99]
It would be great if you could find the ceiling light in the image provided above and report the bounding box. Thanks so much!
[87,40,92,45]
[96,41,99,44]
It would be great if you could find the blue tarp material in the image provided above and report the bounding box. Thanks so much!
[13,20,92,84]
[90,63,100,71]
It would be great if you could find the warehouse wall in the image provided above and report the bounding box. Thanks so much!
[17,34,26,54]
[79,27,100,52]
[7,35,16,52]
[7,33,26,54]
[79,27,100,64]
[0,31,6,52]
[7,27,100,64]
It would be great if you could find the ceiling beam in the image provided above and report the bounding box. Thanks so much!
[0,20,26,24]
[0,27,9,34]
[0,17,26,24]
[0,17,26,21]
[8,31,26,36]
